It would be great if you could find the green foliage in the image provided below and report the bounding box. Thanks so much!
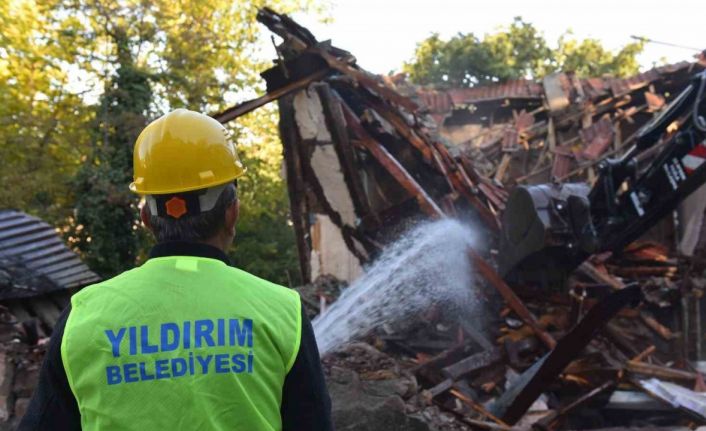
[556,34,645,78]
[0,0,93,222]
[2,0,323,281]
[228,106,300,286]
[72,29,152,276]
[404,18,645,87]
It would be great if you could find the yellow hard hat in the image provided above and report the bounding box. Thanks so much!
[130,109,246,195]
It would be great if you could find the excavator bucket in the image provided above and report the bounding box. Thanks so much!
[498,183,592,287]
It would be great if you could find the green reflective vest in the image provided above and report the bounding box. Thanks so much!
[62,256,302,431]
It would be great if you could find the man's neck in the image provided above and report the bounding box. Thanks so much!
[200,236,230,255]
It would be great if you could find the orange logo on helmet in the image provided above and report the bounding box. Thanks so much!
[165,197,187,219]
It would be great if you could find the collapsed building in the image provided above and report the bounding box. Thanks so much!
[215,8,706,430]
[2,7,704,429]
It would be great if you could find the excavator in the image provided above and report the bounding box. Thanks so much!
[500,70,706,286]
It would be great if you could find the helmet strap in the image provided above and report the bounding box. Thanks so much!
[146,183,233,219]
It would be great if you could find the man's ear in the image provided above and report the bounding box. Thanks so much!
[140,204,152,231]
[225,200,239,234]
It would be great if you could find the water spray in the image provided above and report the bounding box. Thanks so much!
[313,219,482,355]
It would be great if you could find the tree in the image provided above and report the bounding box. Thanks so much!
[71,25,153,276]
[60,0,320,277]
[556,33,644,78]
[404,18,645,88]
[2,0,324,280]
[229,106,301,285]
[0,0,93,222]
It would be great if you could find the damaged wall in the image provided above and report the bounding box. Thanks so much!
[284,86,369,283]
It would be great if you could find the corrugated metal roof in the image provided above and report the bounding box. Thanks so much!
[416,80,543,115]
[580,117,614,160]
[447,80,543,104]
[551,147,575,179]
[0,209,99,299]
[606,62,692,97]
[417,90,453,114]
[416,62,696,117]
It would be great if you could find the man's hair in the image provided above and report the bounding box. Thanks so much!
[146,184,237,243]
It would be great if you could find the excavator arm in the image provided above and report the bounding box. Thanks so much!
[500,71,706,286]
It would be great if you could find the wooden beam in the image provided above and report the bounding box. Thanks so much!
[469,250,557,350]
[494,154,512,183]
[434,142,501,231]
[213,68,330,124]
[278,96,312,283]
[577,262,625,290]
[315,48,419,112]
[450,388,510,428]
[627,360,698,382]
[442,348,504,380]
[362,95,434,162]
[337,96,444,218]
[640,313,677,341]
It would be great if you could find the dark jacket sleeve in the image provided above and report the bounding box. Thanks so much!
[18,306,81,431]
[280,308,333,431]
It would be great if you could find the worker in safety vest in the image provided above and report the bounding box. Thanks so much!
[20,109,333,430]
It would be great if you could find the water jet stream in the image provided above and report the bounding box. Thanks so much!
[313,219,481,355]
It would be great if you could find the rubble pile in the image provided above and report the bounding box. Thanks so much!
[3,8,705,430]
[216,8,706,430]
[0,308,47,431]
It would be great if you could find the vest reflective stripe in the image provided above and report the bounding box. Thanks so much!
[61,256,301,431]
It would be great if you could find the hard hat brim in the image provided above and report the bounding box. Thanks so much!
[130,168,246,195]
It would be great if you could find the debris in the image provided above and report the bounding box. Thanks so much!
[209,8,706,429]
[488,285,641,424]
[0,5,700,430]
[640,378,706,420]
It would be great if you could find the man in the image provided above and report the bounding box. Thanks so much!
[20,109,332,430]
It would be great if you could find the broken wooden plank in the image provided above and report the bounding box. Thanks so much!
[214,68,329,123]
[640,312,677,341]
[315,48,419,112]
[450,388,510,428]
[627,360,698,382]
[413,341,474,375]
[459,320,494,351]
[361,94,434,162]
[337,94,444,217]
[469,250,557,350]
[442,348,504,381]
[632,345,657,362]
[603,322,644,359]
[434,143,501,230]
[494,154,512,183]
[278,96,313,283]
[534,381,615,430]
[489,285,641,424]
[577,261,625,290]
[428,378,455,398]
